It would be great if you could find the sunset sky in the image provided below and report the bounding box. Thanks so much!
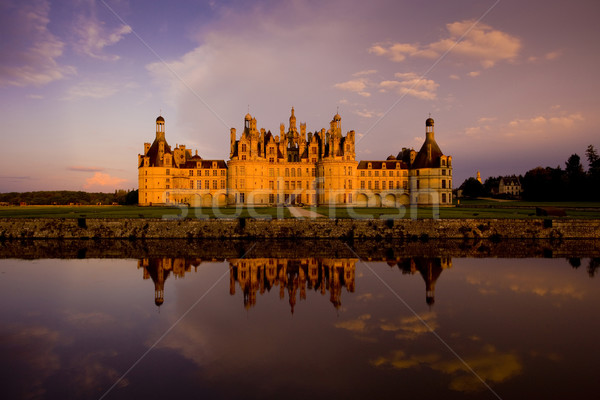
[1,0,599,192]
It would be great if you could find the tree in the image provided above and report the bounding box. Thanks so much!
[483,176,501,196]
[565,154,585,200]
[461,178,486,198]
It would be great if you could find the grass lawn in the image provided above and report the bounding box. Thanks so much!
[0,205,293,219]
[0,203,599,219]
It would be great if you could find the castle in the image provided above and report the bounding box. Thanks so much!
[138,109,452,207]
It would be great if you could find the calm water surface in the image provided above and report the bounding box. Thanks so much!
[1,245,599,399]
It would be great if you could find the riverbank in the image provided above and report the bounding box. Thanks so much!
[1,238,599,259]
[1,217,599,240]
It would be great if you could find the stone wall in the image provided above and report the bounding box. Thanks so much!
[1,217,599,240]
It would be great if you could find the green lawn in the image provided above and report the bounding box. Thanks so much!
[0,205,293,219]
[0,203,599,219]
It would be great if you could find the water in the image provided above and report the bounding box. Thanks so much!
[1,240,599,399]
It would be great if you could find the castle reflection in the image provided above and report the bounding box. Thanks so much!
[137,256,452,311]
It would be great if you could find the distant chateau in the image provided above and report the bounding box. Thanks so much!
[138,109,452,206]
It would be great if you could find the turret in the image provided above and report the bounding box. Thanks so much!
[156,115,165,141]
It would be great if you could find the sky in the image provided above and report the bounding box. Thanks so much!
[1,0,599,192]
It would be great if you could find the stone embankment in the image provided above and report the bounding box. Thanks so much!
[0,217,599,240]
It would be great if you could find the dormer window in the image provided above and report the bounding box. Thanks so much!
[368,163,372,169]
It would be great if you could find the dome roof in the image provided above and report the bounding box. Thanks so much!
[245,113,252,120]
[333,113,341,121]
[426,117,434,126]
[386,155,396,160]
[156,115,165,122]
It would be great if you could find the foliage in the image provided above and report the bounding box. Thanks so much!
[461,178,486,199]
[0,190,138,205]
[522,146,600,201]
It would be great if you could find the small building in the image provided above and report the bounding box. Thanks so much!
[498,176,521,198]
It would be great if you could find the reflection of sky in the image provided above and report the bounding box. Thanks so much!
[0,257,599,399]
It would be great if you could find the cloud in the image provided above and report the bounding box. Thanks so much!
[372,345,522,392]
[508,112,584,130]
[378,72,439,100]
[467,71,481,77]
[72,7,132,61]
[68,166,105,172]
[353,69,377,77]
[333,78,371,97]
[354,109,383,118]
[0,0,75,86]
[544,51,562,60]
[379,311,438,340]
[370,20,521,68]
[83,172,127,190]
[334,314,371,333]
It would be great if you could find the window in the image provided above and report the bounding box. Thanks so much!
[382,181,386,190]
[442,169,446,176]
[291,182,295,190]
[442,193,447,203]
[348,194,352,203]
[197,181,202,189]
[241,144,247,152]
[213,170,217,176]
[375,181,379,190]
[348,180,352,189]
[360,171,365,177]
[285,168,289,177]
[291,168,295,177]
[269,157,274,163]
[205,170,210,176]
[166,169,170,175]
[221,170,226,176]
[368,171,372,177]
[285,181,289,190]
[442,180,446,189]
[389,181,393,189]
[297,168,301,177]
[269,193,275,203]
[205,180,209,189]
[375,171,379,177]
[311,168,316,177]
[368,181,372,189]
[269,181,274,190]
[382,171,386,177]
[361,181,365,189]
[269,146,275,155]
[311,147,317,154]
[240,179,244,189]
[416,180,420,189]
[220,180,225,189]
[240,166,245,175]
[189,170,193,176]
[241,155,246,160]
[213,180,218,189]
[240,193,245,203]
[403,181,407,190]
[190,181,194,189]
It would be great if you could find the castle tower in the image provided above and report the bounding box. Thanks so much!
[156,115,165,141]
[476,171,482,183]
[289,107,297,133]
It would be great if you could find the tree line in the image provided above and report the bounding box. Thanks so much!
[460,144,600,201]
[0,189,138,206]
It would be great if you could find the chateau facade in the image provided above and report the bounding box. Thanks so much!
[138,109,452,207]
